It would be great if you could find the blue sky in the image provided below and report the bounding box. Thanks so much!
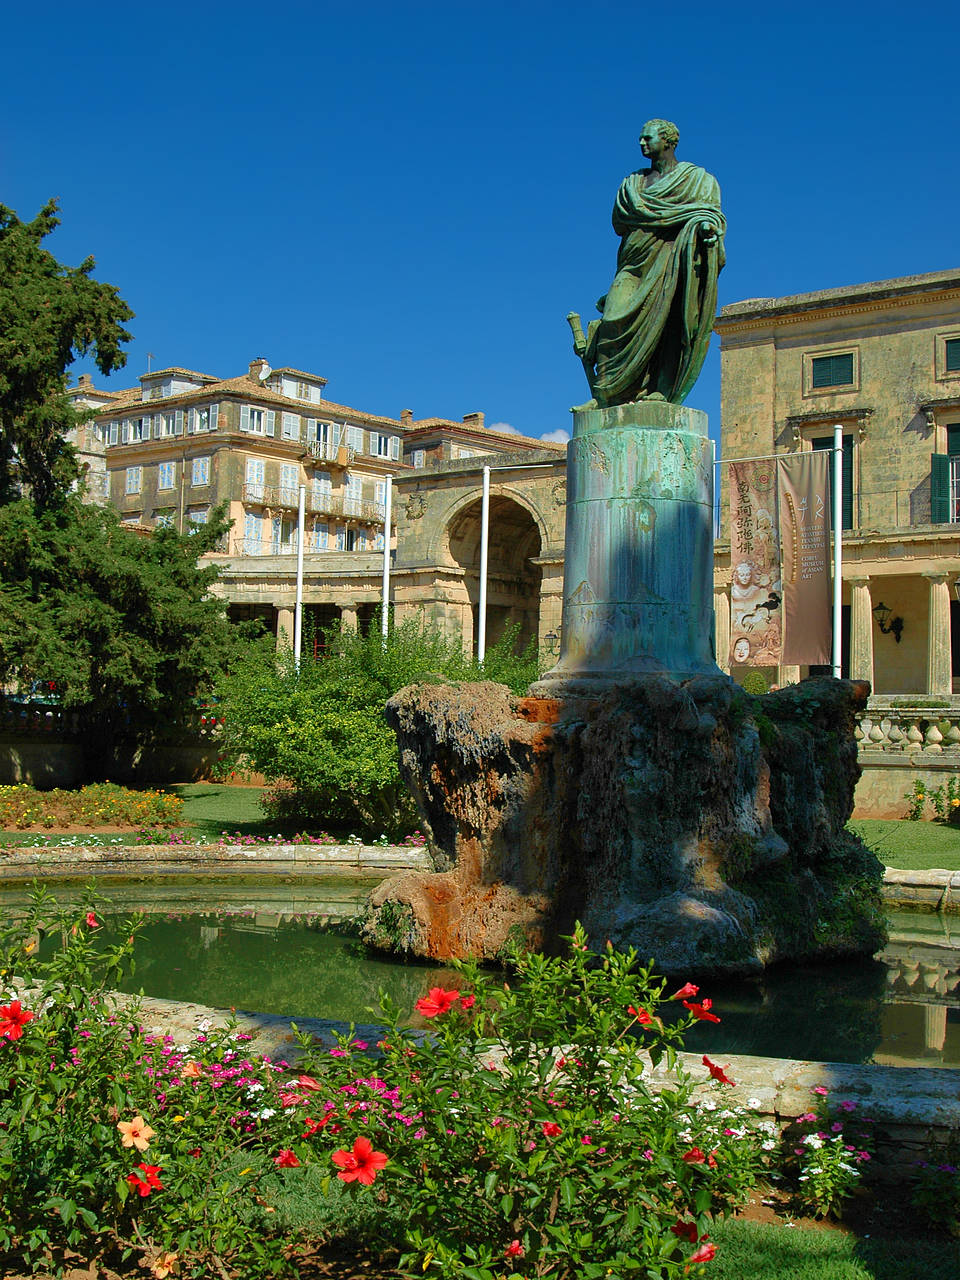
[4,0,958,449]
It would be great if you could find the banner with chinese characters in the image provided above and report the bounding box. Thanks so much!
[728,460,783,667]
[777,450,832,665]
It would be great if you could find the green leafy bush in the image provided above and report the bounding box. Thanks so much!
[912,1159,960,1235]
[216,615,542,838]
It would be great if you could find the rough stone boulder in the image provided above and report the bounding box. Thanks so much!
[361,676,885,975]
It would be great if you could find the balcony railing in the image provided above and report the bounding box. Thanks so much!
[240,483,387,524]
[856,703,960,754]
[308,440,355,466]
[222,534,384,557]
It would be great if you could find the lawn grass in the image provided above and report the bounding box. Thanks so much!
[712,1218,960,1280]
[848,818,960,871]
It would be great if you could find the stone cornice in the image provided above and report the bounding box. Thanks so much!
[716,281,960,335]
[784,407,874,429]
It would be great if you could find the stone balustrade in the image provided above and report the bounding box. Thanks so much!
[855,701,960,754]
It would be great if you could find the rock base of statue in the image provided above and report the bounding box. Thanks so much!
[362,677,885,975]
[531,400,719,698]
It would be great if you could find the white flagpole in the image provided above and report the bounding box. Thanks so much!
[832,425,843,678]
[478,465,490,663]
[381,475,392,644]
[294,484,305,669]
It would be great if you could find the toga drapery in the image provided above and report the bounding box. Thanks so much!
[589,161,725,407]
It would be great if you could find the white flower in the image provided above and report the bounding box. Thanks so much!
[762,1139,777,1151]
[803,1135,824,1149]
[246,1083,265,1096]
[254,1107,276,1119]
[699,1098,717,1112]
[747,1097,763,1110]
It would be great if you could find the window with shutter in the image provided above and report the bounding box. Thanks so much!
[411,448,425,468]
[811,353,855,389]
[125,467,141,495]
[192,457,210,486]
[245,457,265,501]
[121,421,130,444]
[108,422,119,446]
[240,406,252,433]
[305,418,318,443]
[390,435,400,460]
[282,412,300,440]
[345,425,364,452]
[175,409,184,434]
[280,464,299,505]
[266,410,276,437]
[812,435,853,530]
[947,339,960,373]
[210,403,219,431]
[158,462,176,490]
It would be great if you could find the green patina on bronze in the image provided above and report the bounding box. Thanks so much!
[568,118,725,408]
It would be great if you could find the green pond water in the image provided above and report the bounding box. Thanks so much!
[14,878,960,1069]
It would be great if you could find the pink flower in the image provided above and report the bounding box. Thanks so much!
[642,1148,654,1160]
[273,1149,300,1168]
[85,911,99,929]
[505,1240,525,1258]
[812,1085,829,1096]
[838,1100,856,1112]
[352,1040,368,1050]
[682,1147,708,1165]
[542,1121,563,1137]
[415,987,461,1018]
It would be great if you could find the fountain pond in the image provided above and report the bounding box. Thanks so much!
[13,877,960,1070]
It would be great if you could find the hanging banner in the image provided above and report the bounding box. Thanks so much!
[777,450,831,665]
[728,460,783,667]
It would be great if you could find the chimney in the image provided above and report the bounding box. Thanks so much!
[401,408,413,427]
[462,411,485,430]
[248,357,270,382]
[77,374,92,389]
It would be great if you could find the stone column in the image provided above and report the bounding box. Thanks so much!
[340,604,359,631]
[714,587,730,674]
[275,606,294,651]
[849,577,875,688]
[925,573,952,696]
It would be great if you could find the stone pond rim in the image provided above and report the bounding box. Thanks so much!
[361,675,887,976]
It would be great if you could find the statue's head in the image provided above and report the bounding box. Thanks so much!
[640,119,680,157]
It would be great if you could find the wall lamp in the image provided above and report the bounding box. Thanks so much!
[544,629,561,656]
[873,601,904,644]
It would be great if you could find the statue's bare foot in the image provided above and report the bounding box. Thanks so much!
[642,392,667,402]
[571,398,599,412]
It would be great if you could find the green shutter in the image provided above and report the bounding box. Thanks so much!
[931,453,950,523]
[946,339,960,373]
[811,353,854,388]
[813,435,853,530]
[947,424,960,456]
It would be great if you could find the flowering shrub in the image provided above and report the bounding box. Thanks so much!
[912,1160,960,1234]
[785,1087,874,1218]
[1,899,771,1277]
[286,923,771,1278]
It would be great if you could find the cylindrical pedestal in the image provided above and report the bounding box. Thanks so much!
[533,401,719,693]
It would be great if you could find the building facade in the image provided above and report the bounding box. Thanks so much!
[714,269,960,699]
[76,358,563,648]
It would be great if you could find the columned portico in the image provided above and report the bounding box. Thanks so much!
[924,573,952,696]
[849,577,874,687]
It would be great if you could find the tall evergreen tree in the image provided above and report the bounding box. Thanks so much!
[0,199,133,506]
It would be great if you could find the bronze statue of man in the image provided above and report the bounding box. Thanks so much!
[569,119,725,408]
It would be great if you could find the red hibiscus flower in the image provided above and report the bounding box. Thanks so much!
[628,1005,654,1025]
[303,1113,335,1137]
[683,998,721,1023]
[689,1240,716,1263]
[297,1074,324,1092]
[0,1001,35,1041]
[85,911,100,929]
[682,1147,707,1165]
[702,1056,735,1086]
[274,1149,301,1168]
[331,1136,388,1185]
[460,994,476,1010]
[414,987,461,1018]
[504,1240,525,1258]
[127,1163,163,1197]
[670,982,699,1001]
[541,1121,563,1137]
[671,1220,698,1243]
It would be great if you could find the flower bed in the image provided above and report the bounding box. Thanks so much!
[0,783,182,832]
[2,894,952,1278]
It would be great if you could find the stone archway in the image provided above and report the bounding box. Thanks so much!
[446,495,542,654]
